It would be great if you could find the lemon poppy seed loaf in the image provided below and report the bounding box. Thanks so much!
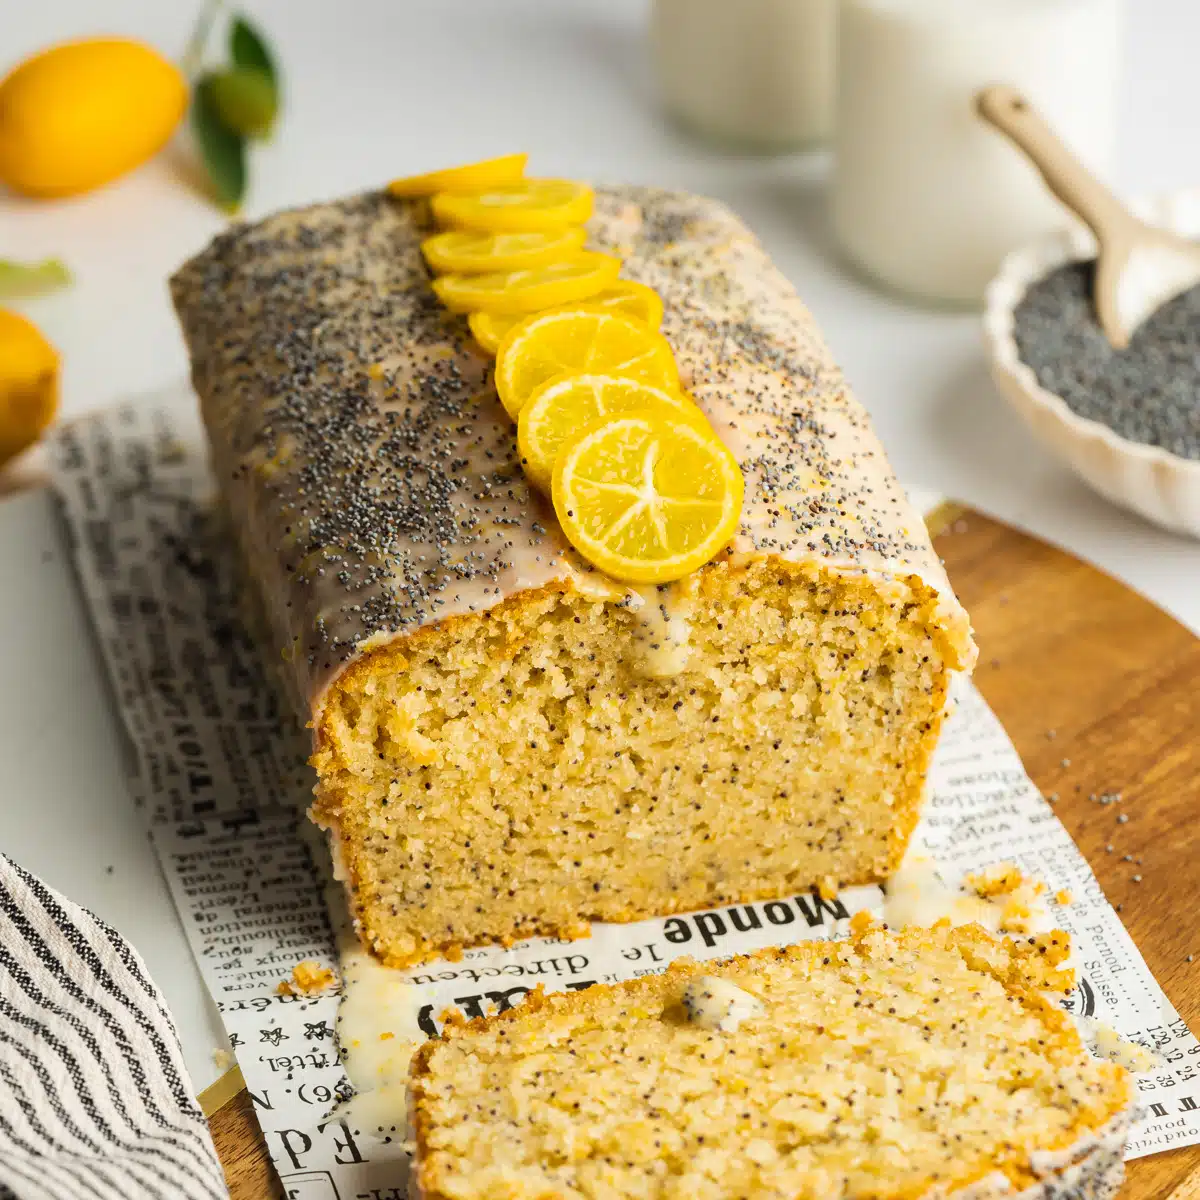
[170,185,976,968]
[409,919,1135,1200]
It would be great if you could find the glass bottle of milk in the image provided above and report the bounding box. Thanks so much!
[652,0,837,149]
[831,0,1123,305]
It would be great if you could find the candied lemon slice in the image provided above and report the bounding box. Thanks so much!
[388,153,527,197]
[468,310,516,355]
[494,307,678,419]
[422,227,587,275]
[432,253,620,315]
[586,280,665,328]
[468,281,664,356]
[432,180,593,232]
[552,412,744,584]
[518,374,705,492]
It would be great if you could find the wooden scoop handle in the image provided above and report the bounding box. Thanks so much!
[975,85,1137,249]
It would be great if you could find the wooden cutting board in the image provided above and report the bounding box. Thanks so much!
[208,505,1200,1200]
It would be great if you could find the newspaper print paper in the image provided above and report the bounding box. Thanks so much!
[49,397,1200,1196]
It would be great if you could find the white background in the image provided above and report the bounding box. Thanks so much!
[1,0,1198,1089]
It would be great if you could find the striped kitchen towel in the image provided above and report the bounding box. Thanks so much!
[0,855,228,1200]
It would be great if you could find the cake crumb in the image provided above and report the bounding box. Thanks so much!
[965,863,1024,898]
[212,1048,234,1071]
[1078,1017,1161,1072]
[817,875,839,901]
[1054,889,1073,905]
[278,960,337,996]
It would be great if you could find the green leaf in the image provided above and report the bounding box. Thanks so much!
[0,258,71,298]
[230,15,278,94]
[210,66,277,139]
[193,73,247,213]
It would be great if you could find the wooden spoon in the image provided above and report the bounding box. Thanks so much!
[977,84,1200,350]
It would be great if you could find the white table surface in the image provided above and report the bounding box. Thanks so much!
[2,0,1199,1093]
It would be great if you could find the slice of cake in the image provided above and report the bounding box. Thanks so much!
[409,919,1135,1200]
[170,184,976,968]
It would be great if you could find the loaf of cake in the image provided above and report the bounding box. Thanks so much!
[409,918,1134,1200]
[171,185,976,968]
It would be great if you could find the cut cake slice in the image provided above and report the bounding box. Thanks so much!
[409,919,1134,1200]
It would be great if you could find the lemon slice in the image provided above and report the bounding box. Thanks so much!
[495,307,678,419]
[468,310,517,355]
[422,227,587,275]
[388,153,527,197]
[585,280,665,329]
[469,281,664,356]
[518,374,705,492]
[432,180,593,232]
[432,253,620,315]
[552,412,744,584]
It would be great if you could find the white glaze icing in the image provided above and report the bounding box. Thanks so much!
[680,974,766,1031]
[881,855,1058,937]
[172,185,975,729]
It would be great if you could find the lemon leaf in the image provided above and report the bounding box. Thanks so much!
[0,258,71,298]
[209,66,277,139]
[193,73,246,213]
[230,15,279,96]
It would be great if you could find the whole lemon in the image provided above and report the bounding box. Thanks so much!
[0,310,59,467]
[0,38,187,197]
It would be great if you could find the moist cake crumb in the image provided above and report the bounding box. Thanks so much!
[409,920,1135,1200]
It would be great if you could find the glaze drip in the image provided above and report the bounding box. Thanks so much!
[681,975,766,1032]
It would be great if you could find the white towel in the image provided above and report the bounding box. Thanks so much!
[0,855,227,1200]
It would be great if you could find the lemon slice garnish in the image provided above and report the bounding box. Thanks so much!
[388,153,527,197]
[421,227,587,275]
[552,412,744,584]
[468,281,664,356]
[584,279,665,329]
[432,180,593,232]
[518,374,705,493]
[494,306,678,419]
[432,253,620,315]
[468,310,514,355]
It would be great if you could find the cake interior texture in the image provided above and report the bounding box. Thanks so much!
[410,921,1132,1200]
[313,556,962,968]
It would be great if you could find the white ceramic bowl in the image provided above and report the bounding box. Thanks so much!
[983,190,1200,538]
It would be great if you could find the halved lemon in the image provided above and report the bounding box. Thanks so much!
[422,227,587,275]
[388,153,527,197]
[518,374,705,492]
[432,180,593,232]
[432,253,620,315]
[552,412,744,584]
[494,307,678,419]
[469,280,665,356]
